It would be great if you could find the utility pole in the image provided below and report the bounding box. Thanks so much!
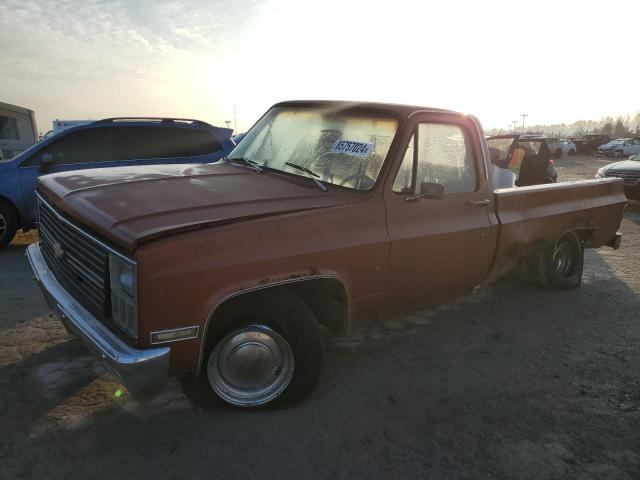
[234,105,237,134]
[512,120,518,133]
[521,113,528,133]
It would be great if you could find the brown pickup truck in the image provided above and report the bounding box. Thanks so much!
[27,101,625,408]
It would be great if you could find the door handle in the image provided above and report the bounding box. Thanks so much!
[468,199,491,206]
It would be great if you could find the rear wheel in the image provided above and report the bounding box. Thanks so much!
[0,202,17,248]
[533,232,584,289]
[568,149,576,156]
[616,150,625,158]
[195,289,324,408]
[554,149,563,159]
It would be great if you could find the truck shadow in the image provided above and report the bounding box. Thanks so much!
[3,244,639,479]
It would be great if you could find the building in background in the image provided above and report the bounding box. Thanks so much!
[0,102,38,160]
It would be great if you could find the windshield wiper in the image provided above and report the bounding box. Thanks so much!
[226,157,263,172]
[284,162,327,191]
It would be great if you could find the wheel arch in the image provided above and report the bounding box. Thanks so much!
[196,275,350,373]
[522,228,592,262]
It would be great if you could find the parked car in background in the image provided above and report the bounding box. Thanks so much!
[596,138,640,157]
[596,153,640,200]
[0,101,38,160]
[546,138,576,158]
[0,117,235,246]
[569,134,610,154]
[26,100,624,408]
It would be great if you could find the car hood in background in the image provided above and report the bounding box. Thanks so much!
[37,162,363,253]
[604,159,640,172]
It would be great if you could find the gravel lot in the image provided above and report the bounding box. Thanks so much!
[1,154,639,479]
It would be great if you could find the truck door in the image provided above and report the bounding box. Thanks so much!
[383,113,497,314]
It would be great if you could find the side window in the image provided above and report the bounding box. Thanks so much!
[416,123,476,194]
[392,123,477,194]
[178,128,223,157]
[22,127,116,166]
[0,116,19,140]
[115,126,223,161]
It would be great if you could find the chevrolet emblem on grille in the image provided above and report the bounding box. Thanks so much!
[52,241,66,260]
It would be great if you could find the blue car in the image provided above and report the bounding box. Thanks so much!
[0,117,234,247]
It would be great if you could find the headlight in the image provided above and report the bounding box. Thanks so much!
[109,254,138,338]
[596,167,606,178]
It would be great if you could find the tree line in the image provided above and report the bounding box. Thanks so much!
[488,112,640,138]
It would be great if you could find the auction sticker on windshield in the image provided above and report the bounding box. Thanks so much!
[331,140,374,157]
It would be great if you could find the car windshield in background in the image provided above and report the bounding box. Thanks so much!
[487,138,514,163]
[227,107,398,191]
[518,140,544,155]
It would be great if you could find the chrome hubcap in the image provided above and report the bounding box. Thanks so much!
[553,241,575,277]
[207,325,294,407]
[0,213,6,239]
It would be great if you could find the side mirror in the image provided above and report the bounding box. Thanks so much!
[38,153,54,173]
[420,181,444,199]
[405,181,444,201]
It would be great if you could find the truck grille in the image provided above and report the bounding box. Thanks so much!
[606,170,640,184]
[37,196,110,321]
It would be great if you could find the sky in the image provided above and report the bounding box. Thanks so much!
[1,0,638,134]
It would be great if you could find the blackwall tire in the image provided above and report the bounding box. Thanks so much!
[535,232,584,290]
[194,289,324,408]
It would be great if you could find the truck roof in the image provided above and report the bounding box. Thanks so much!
[273,100,461,118]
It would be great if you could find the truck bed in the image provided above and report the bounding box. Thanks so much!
[488,178,626,282]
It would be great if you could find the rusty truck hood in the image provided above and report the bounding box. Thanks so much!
[37,162,360,253]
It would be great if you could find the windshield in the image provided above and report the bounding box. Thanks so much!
[487,138,514,164]
[228,106,398,190]
[518,140,544,155]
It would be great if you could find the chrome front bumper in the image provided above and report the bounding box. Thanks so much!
[26,243,170,395]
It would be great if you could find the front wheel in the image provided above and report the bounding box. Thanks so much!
[568,149,576,156]
[197,290,324,408]
[554,149,563,159]
[616,150,625,158]
[533,232,584,289]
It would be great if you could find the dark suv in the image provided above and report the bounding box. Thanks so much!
[0,118,234,246]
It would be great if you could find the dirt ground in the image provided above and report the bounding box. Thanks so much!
[1,154,639,479]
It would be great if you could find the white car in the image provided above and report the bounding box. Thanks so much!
[597,138,640,157]
[546,138,576,158]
